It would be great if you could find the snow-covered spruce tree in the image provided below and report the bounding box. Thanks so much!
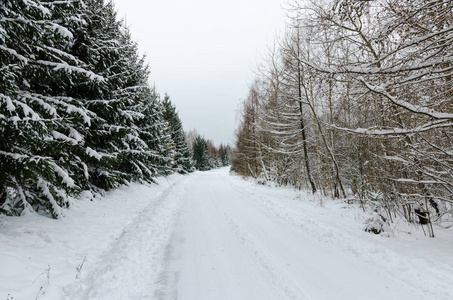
[162,95,195,173]
[68,0,132,190]
[0,0,99,217]
[1,0,181,217]
[105,29,163,184]
[69,0,175,188]
[135,90,175,177]
[192,136,212,171]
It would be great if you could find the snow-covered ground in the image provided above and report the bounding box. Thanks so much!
[1,168,452,299]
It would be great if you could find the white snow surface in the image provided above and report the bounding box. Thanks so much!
[1,168,452,300]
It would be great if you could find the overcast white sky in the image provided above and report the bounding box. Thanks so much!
[112,0,286,145]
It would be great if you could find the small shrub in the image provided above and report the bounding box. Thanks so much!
[363,212,392,236]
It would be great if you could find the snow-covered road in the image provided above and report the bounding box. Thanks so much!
[152,170,429,300]
[2,168,453,299]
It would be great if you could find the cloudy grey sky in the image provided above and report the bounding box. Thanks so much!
[112,0,286,145]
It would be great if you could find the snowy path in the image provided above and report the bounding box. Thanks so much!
[67,168,450,300]
[2,168,453,299]
[152,170,428,300]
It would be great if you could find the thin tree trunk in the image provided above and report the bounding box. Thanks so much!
[296,28,316,194]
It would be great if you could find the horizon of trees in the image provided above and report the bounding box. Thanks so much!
[186,129,232,171]
[232,0,453,237]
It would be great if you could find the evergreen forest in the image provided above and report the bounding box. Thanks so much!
[0,0,195,218]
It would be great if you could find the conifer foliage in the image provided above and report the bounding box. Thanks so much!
[189,132,231,171]
[0,0,192,218]
[162,95,195,174]
[192,136,212,171]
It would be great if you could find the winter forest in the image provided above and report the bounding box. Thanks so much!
[0,0,230,219]
[232,0,453,237]
[1,0,453,299]
[0,0,452,233]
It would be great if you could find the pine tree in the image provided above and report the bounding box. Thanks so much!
[68,0,134,190]
[192,136,212,171]
[162,95,195,173]
[70,0,175,188]
[0,0,181,217]
[0,0,98,217]
[135,90,175,177]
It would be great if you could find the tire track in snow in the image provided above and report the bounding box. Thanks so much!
[154,171,304,300]
[211,197,309,300]
[153,207,183,300]
[63,176,188,300]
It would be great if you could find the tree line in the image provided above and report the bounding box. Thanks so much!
[186,129,231,171]
[232,0,452,236]
[0,0,194,218]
